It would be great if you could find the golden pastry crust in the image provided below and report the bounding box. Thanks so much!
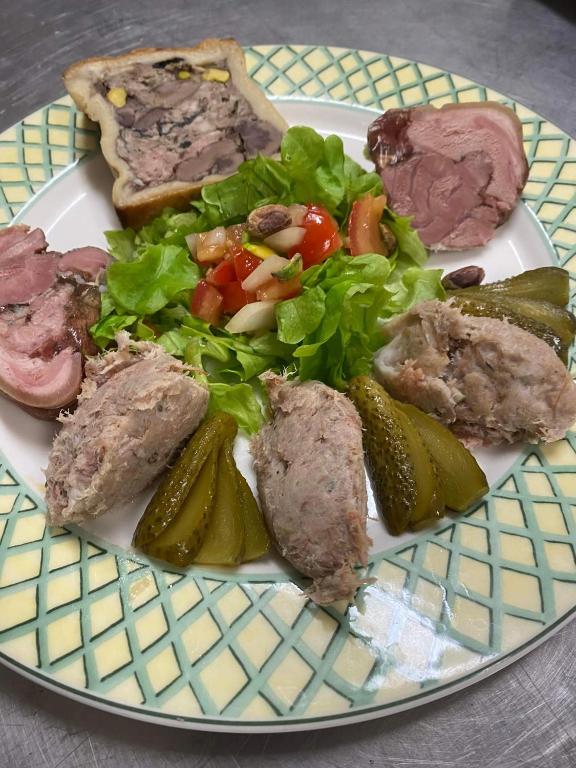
[64,39,288,228]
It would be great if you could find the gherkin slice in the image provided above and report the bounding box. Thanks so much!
[393,406,445,530]
[449,266,569,307]
[236,468,270,561]
[348,376,445,534]
[194,439,245,566]
[133,412,237,547]
[138,449,217,567]
[457,293,575,349]
[451,295,567,360]
[395,401,488,512]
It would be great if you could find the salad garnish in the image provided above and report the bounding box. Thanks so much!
[92,127,444,431]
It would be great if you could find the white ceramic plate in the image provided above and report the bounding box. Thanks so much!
[0,45,575,732]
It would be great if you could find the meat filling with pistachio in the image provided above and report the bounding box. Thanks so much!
[100,58,282,190]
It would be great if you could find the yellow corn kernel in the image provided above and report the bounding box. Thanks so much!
[243,243,277,259]
[107,87,127,108]
[202,68,230,83]
[177,70,191,80]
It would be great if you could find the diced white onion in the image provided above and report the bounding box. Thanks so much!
[196,245,227,263]
[204,226,226,247]
[240,254,289,292]
[264,226,306,253]
[288,204,308,226]
[185,233,198,256]
[196,226,228,263]
[225,301,278,334]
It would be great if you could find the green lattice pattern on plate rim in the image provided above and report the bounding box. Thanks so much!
[0,45,575,729]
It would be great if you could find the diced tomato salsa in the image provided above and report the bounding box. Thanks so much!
[187,202,374,330]
[220,281,255,314]
[190,280,224,325]
[206,258,236,286]
[234,250,262,282]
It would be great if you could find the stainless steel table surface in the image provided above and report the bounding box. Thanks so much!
[0,1,575,766]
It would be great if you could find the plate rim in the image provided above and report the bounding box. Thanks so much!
[0,42,575,732]
[0,606,574,733]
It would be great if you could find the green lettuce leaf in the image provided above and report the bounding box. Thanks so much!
[99,290,116,319]
[235,350,277,380]
[281,128,382,221]
[383,266,446,317]
[344,154,382,199]
[154,319,288,428]
[281,128,342,211]
[275,252,442,390]
[275,286,326,344]
[134,319,157,341]
[137,210,198,248]
[156,329,191,358]
[90,313,137,350]
[105,209,199,263]
[383,210,428,266]
[207,382,264,434]
[248,332,295,359]
[275,253,393,389]
[107,245,200,314]
[105,229,137,262]
[192,155,292,231]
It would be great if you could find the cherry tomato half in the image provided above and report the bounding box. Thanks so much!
[190,280,223,325]
[289,204,342,268]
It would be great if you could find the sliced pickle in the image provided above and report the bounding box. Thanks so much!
[348,376,445,534]
[236,468,270,561]
[194,440,245,566]
[133,412,237,547]
[490,295,575,348]
[451,295,566,360]
[456,293,575,349]
[396,406,446,529]
[139,449,217,567]
[449,267,569,307]
[395,401,489,512]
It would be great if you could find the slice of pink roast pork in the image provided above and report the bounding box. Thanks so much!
[0,225,111,418]
[367,103,529,250]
